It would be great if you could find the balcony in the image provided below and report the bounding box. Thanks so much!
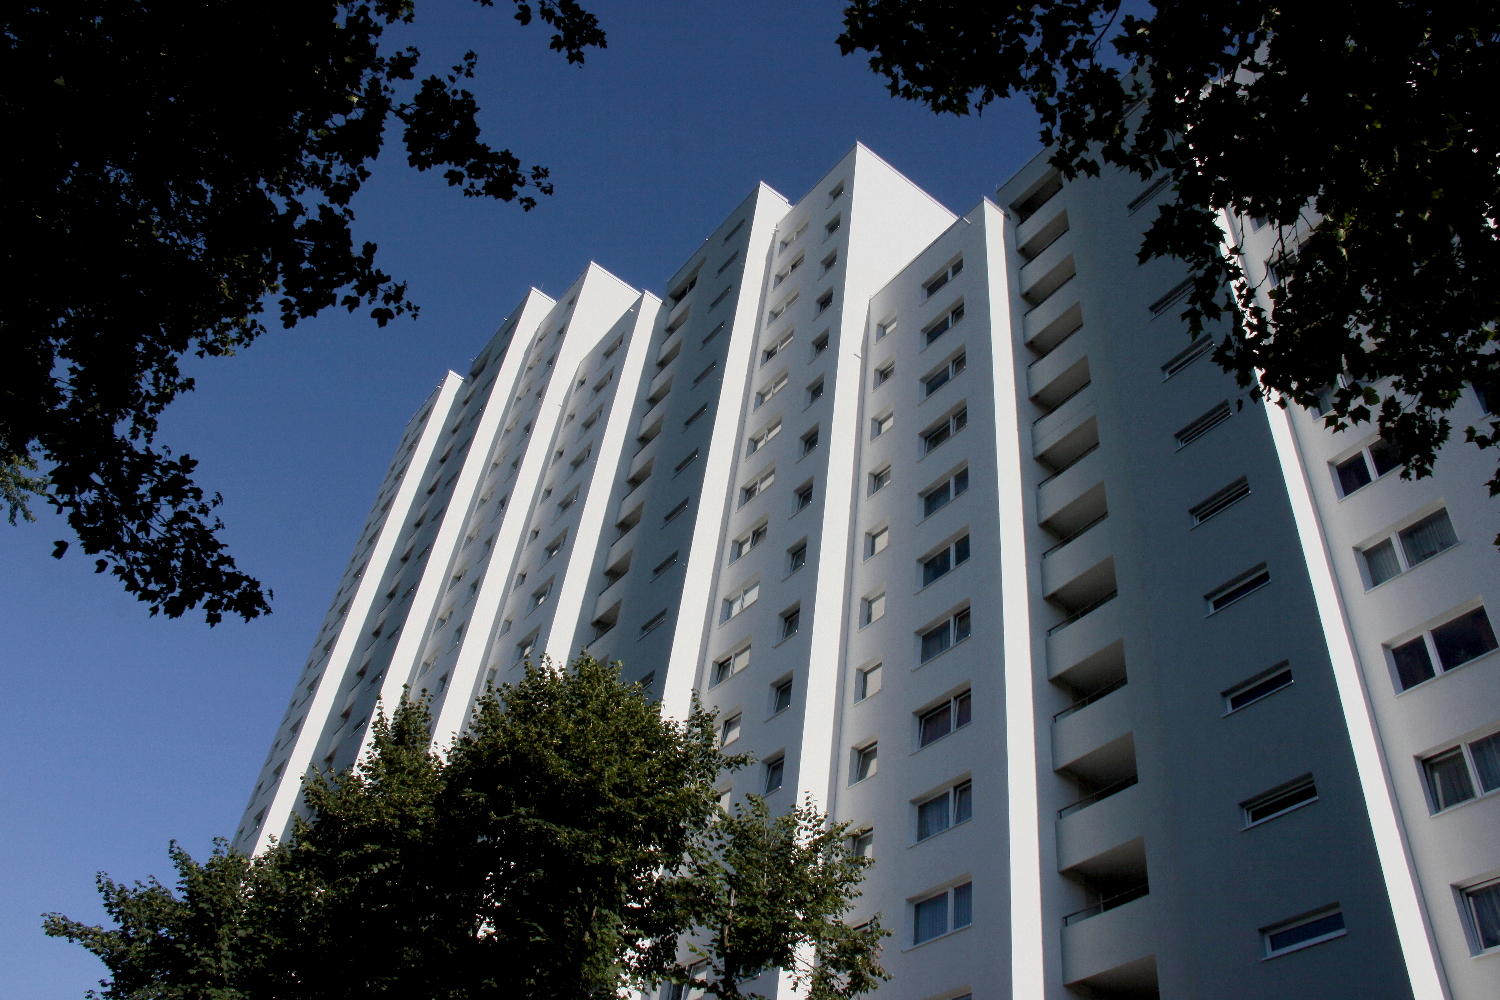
[1042,516,1113,598]
[1037,447,1103,527]
[1018,208,1070,263]
[1033,389,1095,461]
[1021,252,1076,316]
[1027,327,1088,398]
[593,576,628,623]
[1025,298,1083,354]
[1061,894,1158,993]
[1057,781,1143,873]
[1054,681,1132,774]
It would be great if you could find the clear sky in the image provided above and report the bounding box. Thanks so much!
[0,3,1043,995]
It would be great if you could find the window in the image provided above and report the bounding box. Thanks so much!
[722,582,760,621]
[774,254,802,287]
[1175,401,1232,448]
[747,421,782,455]
[853,743,878,783]
[921,608,972,662]
[817,290,833,314]
[592,370,614,396]
[569,446,591,473]
[684,403,709,427]
[1149,277,1195,317]
[801,427,819,455]
[723,218,744,243]
[807,378,825,404]
[1335,438,1401,496]
[516,635,537,662]
[923,302,965,345]
[720,713,742,746]
[923,353,967,397]
[709,285,733,309]
[740,468,775,506]
[640,609,669,637]
[875,318,896,341]
[856,663,882,701]
[664,497,690,524]
[825,215,842,238]
[919,691,972,747]
[861,592,886,626]
[1162,336,1213,379]
[1463,880,1500,953]
[874,360,894,386]
[872,412,894,439]
[1360,508,1459,587]
[1224,663,1293,713]
[674,448,699,475]
[773,678,793,714]
[543,535,565,562]
[1190,477,1251,525]
[693,361,718,386]
[764,755,785,793]
[778,218,808,254]
[1390,606,1498,690]
[922,534,971,586]
[788,541,807,573]
[755,373,789,408]
[917,781,973,841]
[581,407,603,431]
[712,646,751,686]
[731,523,768,561]
[1206,564,1270,614]
[821,251,837,276]
[850,828,874,858]
[652,551,679,579]
[922,408,968,454]
[923,468,970,517]
[762,331,794,364]
[924,258,964,299]
[1262,907,1346,958]
[796,482,814,509]
[914,883,973,944]
[828,181,845,201]
[867,526,889,557]
[1422,731,1500,812]
[702,321,726,346]
[1242,775,1318,826]
[781,605,801,639]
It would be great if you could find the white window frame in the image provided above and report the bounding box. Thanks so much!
[739,467,775,507]
[712,645,751,686]
[923,257,964,300]
[856,662,882,701]
[754,371,789,409]
[1420,728,1500,814]
[911,880,973,945]
[1357,506,1459,589]
[1332,437,1402,497]
[746,420,782,456]
[721,581,761,622]
[1261,907,1346,959]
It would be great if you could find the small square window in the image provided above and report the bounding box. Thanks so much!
[853,742,878,783]
[712,646,751,686]
[720,713,742,747]
[788,542,807,573]
[867,526,889,557]
[874,361,894,386]
[862,592,886,626]
[872,413,893,439]
[802,428,820,455]
[773,679,793,714]
[811,331,830,357]
[764,755,785,793]
[850,828,874,858]
[781,606,801,639]
[796,483,814,509]
[856,663,882,701]
[817,291,834,315]
[807,379,825,404]
[869,466,891,495]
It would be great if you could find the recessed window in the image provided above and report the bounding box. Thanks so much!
[801,427,820,455]
[720,713,742,746]
[923,302,965,346]
[754,372,789,409]
[922,407,968,454]
[717,249,740,275]
[923,468,970,518]
[684,403,710,428]
[917,780,973,841]
[1359,508,1458,588]
[1224,662,1293,713]
[581,406,603,431]
[807,378,825,404]
[872,412,894,439]
[731,523,768,561]
[924,258,964,299]
[811,330,830,357]
[740,468,776,506]
[702,320,726,346]
[919,691,972,747]
[1242,775,1318,827]
[1161,336,1214,379]
[874,361,895,386]
[817,290,834,315]
[721,582,760,622]
[1462,879,1500,953]
[764,755,785,793]
[1422,731,1500,812]
[1335,438,1401,496]
[796,482,814,510]
[652,551,679,579]
[852,742,878,783]
[849,828,874,858]
[921,608,972,663]
[820,251,838,275]
[825,215,842,238]
[1262,907,1346,958]
[773,678,793,714]
[923,352,967,397]
[568,445,591,473]
[723,218,745,243]
[781,605,801,639]
[674,448,700,475]
[693,361,718,386]
[712,646,751,686]
[922,534,971,587]
[640,609,669,637]
[774,254,803,288]
[856,663,882,701]
[867,526,889,557]
[914,882,972,944]
[663,496,691,524]
[543,535,565,562]
[828,181,845,201]
[875,318,896,341]
[516,635,537,662]
[788,541,807,573]
[1175,401,1232,449]
[762,330,795,364]
[1206,564,1271,614]
[1389,606,1498,690]
[1189,477,1251,525]
[747,420,782,456]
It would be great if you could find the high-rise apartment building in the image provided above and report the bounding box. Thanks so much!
[235,144,1499,999]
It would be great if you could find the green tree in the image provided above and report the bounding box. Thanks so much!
[839,1,1500,535]
[45,656,887,999]
[2,0,605,623]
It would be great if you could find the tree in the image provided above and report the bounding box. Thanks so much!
[2,0,605,623]
[44,656,887,999]
[838,2,1500,537]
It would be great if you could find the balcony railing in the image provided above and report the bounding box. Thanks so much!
[1046,590,1117,636]
[1042,513,1108,557]
[1058,773,1139,819]
[1037,443,1098,487]
[1053,677,1127,723]
[1062,882,1150,927]
[1032,380,1092,425]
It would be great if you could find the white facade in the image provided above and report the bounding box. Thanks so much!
[236,143,1500,1000]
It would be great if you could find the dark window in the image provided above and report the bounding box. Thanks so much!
[1424,748,1476,810]
[919,691,972,747]
[1226,665,1293,712]
[781,607,801,639]
[764,756,785,793]
[773,679,793,714]
[1244,777,1318,825]
[1432,607,1499,671]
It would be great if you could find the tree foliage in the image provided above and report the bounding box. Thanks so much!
[2,0,605,622]
[839,1,1500,532]
[44,656,886,999]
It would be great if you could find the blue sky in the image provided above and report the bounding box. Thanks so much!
[0,3,1043,994]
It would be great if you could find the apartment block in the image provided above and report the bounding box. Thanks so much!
[235,143,1499,1000]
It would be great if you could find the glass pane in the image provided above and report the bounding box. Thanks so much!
[1425,748,1476,810]
[917,794,950,840]
[924,368,950,396]
[924,483,950,518]
[1268,911,1344,953]
[1391,637,1435,690]
[955,691,972,728]
[1432,607,1499,671]
[765,759,783,793]
[954,535,971,565]
[953,882,973,928]
[1363,539,1402,586]
[925,424,951,452]
[954,782,973,823]
[954,468,969,496]
[857,664,881,700]
[920,704,953,746]
[1337,454,1372,495]
[914,893,947,943]
[955,609,972,643]
[922,623,951,662]
[1399,509,1457,566]
[774,682,792,713]
[1469,732,1500,793]
[1468,882,1500,950]
[856,745,878,781]
[923,550,951,586]
[1369,438,1401,476]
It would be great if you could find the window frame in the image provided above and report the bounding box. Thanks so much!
[917,690,973,748]
[720,580,761,622]
[920,606,973,664]
[920,533,971,588]
[1388,605,1499,692]
[1357,507,1459,589]
[1420,729,1500,813]
[1261,907,1346,959]
[922,467,970,519]
[916,779,974,842]
[912,881,973,945]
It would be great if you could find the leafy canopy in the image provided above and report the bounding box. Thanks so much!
[2,0,605,623]
[45,656,887,999]
[839,1,1500,533]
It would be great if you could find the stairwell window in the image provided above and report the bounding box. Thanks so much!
[922,407,968,454]
[1175,401,1232,449]
[913,882,972,944]
[721,582,760,622]
[922,467,970,518]
[1421,731,1500,812]
[923,302,965,346]
[917,781,973,841]
[1334,438,1401,496]
[918,690,973,751]
[921,608,972,663]
[922,535,971,587]
[1388,605,1498,691]
[923,353,967,397]
[1360,508,1458,588]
